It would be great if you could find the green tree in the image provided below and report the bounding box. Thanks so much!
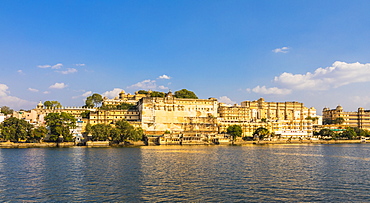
[341,127,357,139]
[30,126,48,142]
[151,91,165,97]
[334,117,345,124]
[91,124,112,141]
[80,110,90,118]
[0,106,14,115]
[318,129,336,138]
[254,127,270,140]
[45,112,76,142]
[0,117,33,141]
[115,120,143,141]
[174,89,198,99]
[227,125,242,141]
[85,93,103,107]
[43,101,62,108]
[137,90,148,94]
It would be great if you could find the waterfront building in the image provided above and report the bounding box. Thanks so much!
[24,92,317,138]
[138,91,218,135]
[322,106,370,130]
[218,98,317,137]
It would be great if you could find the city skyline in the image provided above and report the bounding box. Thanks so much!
[1,0,370,112]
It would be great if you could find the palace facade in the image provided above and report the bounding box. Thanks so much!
[26,91,318,138]
[323,106,370,130]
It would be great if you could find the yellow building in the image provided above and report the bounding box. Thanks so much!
[29,93,317,138]
[138,91,218,135]
[323,106,370,130]
[218,98,317,137]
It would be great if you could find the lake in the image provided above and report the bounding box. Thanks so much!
[0,144,369,202]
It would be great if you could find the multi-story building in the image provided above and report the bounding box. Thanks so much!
[218,98,317,137]
[322,106,370,130]
[138,91,218,135]
[26,92,317,138]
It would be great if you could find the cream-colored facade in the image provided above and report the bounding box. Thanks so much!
[138,92,218,135]
[26,93,317,137]
[323,106,370,130]
[218,98,317,137]
[102,90,147,106]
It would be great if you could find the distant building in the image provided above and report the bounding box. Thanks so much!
[323,106,370,130]
[218,98,318,137]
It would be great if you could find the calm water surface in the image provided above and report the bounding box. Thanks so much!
[0,144,369,202]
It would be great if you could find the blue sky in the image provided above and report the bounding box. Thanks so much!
[1,0,370,112]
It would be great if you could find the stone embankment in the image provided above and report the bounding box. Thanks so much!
[0,139,366,148]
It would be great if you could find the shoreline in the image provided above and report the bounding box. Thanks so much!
[0,139,367,148]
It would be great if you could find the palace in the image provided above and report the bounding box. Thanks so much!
[20,90,318,138]
[323,106,370,130]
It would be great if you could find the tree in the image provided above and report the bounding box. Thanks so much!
[80,110,90,119]
[30,126,48,142]
[334,117,345,124]
[227,125,242,141]
[45,112,76,142]
[0,106,13,115]
[318,129,336,138]
[115,120,143,142]
[43,101,62,108]
[0,117,32,141]
[150,91,165,97]
[174,89,198,99]
[91,124,112,141]
[341,127,357,139]
[85,93,103,107]
[254,127,270,140]
[137,90,148,94]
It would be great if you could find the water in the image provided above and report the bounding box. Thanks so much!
[0,144,369,202]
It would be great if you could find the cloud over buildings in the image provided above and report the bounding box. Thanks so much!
[248,86,292,95]
[249,61,370,96]
[218,96,236,105]
[128,79,157,90]
[0,84,35,109]
[49,82,67,89]
[102,88,124,99]
[275,61,370,90]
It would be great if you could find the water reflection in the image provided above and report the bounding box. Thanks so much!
[0,145,369,202]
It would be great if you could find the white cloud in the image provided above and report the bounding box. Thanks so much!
[38,63,63,69]
[38,65,51,68]
[158,85,168,90]
[272,47,289,53]
[43,91,50,94]
[51,63,63,69]
[72,91,92,99]
[17,70,24,74]
[57,68,78,74]
[274,61,370,91]
[82,91,92,97]
[0,84,35,109]
[158,74,171,79]
[250,86,292,95]
[102,88,123,99]
[128,80,157,90]
[28,88,39,92]
[75,63,85,66]
[218,96,236,105]
[49,82,67,89]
